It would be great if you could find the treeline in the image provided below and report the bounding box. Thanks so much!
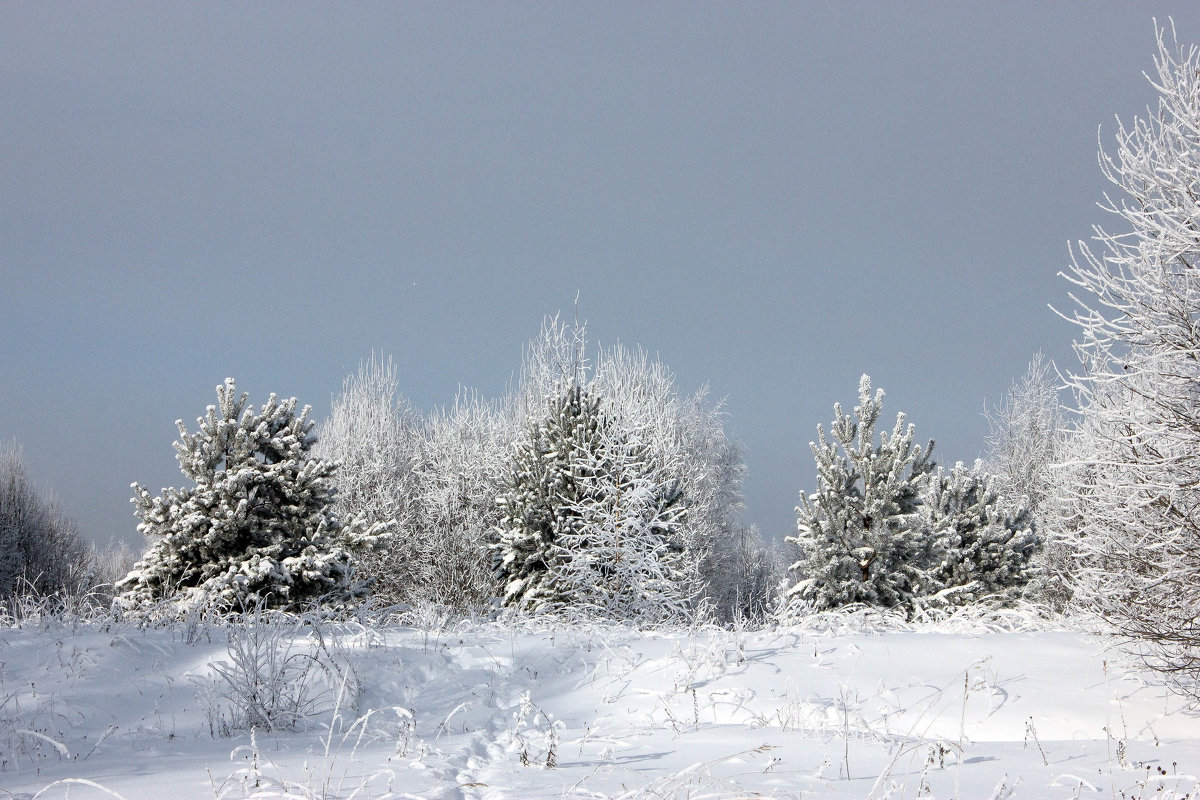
[0,442,134,608]
[0,332,1056,625]
[110,319,777,622]
[98,309,1056,626]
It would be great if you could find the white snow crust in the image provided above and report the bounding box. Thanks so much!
[2,611,1198,799]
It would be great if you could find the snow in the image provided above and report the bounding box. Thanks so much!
[2,611,1199,799]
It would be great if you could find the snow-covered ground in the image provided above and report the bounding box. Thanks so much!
[2,609,1198,799]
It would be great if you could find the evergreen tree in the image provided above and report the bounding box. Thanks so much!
[517,317,755,621]
[550,421,691,623]
[495,383,604,610]
[494,382,689,619]
[118,379,389,613]
[786,375,936,612]
[922,461,1038,605]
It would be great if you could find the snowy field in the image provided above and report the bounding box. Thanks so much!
[2,610,1198,800]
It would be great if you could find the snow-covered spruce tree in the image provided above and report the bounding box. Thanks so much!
[512,316,755,621]
[1055,22,1200,691]
[550,410,692,624]
[494,382,690,620]
[495,382,600,611]
[118,379,389,613]
[0,442,91,601]
[316,354,422,608]
[922,461,1038,605]
[785,376,937,613]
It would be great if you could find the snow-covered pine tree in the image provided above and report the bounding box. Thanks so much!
[517,317,758,621]
[922,460,1038,605]
[118,379,390,614]
[785,375,936,613]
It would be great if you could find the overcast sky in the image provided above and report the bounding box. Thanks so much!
[4,3,1199,549]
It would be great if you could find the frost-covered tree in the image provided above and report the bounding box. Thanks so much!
[118,379,389,613]
[512,317,755,621]
[1054,22,1200,691]
[724,527,785,624]
[494,382,690,620]
[984,353,1074,607]
[549,408,692,623]
[318,352,513,611]
[593,344,753,619]
[316,354,422,608]
[922,461,1038,605]
[410,390,513,609]
[985,352,1064,514]
[0,442,90,601]
[786,376,937,612]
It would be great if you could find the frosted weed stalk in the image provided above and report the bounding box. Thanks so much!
[0,686,73,773]
[0,628,82,774]
[298,671,419,800]
[198,606,358,737]
[858,658,1002,799]
[206,673,419,800]
[510,690,565,769]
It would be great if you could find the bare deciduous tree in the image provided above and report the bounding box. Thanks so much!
[1057,22,1200,693]
[0,442,90,602]
[985,352,1064,514]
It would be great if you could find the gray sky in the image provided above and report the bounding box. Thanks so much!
[4,3,1197,549]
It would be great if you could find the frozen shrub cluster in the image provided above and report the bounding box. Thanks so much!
[199,605,355,735]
